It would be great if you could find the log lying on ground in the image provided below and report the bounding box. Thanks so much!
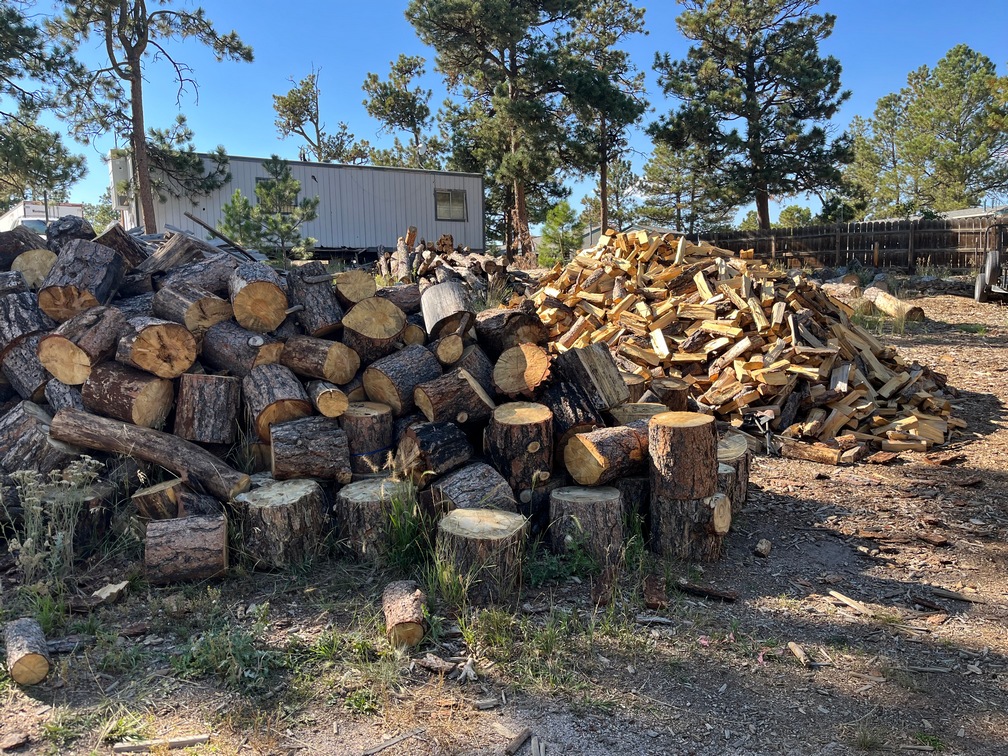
[862,285,925,321]
[242,364,312,442]
[82,363,174,429]
[427,461,517,515]
[821,281,862,300]
[287,261,343,336]
[151,283,232,333]
[0,401,78,475]
[549,485,624,564]
[174,373,240,444]
[237,479,327,570]
[436,508,528,605]
[396,421,473,487]
[474,307,549,358]
[341,296,406,363]
[281,335,359,385]
[307,380,349,418]
[382,580,428,648]
[36,306,129,385]
[718,431,751,514]
[334,269,377,307]
[363,343,442,416]
[50,409,250,500]
[553,344,630,412]
[201,320,283,377]
[0,291,55,359]
[340,401,395,474]
[38,239,126,321]
[564,420,649,486]
[333,477,396,560]
[493,343,551,397]
[145,515,228,584]
[270,416,352,483]
[229,262,288,332]
[484,402,553,496]
[2,333,49,401]
[421,280,475,339]
[414,368,495,425]
[11,247,57,289]
[115,315,197,378]
[4,617,51,686]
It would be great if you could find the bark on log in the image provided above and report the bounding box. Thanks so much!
[421,280,475,339]
[82,363,174,429]
[396,421,473,487]
[718,431,751,515]
[270,416,352,483]
[287,261,344,337]
[608,402,668,426]
[341,297,407,363]
[537,381,605,464]
[648,377,690,412]
[50,408,250,500]
[564,420,649,487]
[554,344,630,411]
[475,307,549,359]
[157,252,237,295]
[307,380,349,418]
[402,313,427,346]
[0,270,28,295]
[436,508,528,605]
[428,334,464,366]
[201,320,283,377]
[115,315,197,378]
[11,248,57,289]
[36,305,129,385]
[174,373,240,444]
[229,262,288,332]
[455,344,495,396]
[145,515,228,584]
[382,580,428,648]
[341,373,367,402]
[492,343,551,398]
[428,461,517,516]
[333,269,377,307]
[91,222,149,270]
[4,617,50,686]
[516,475,565,539]
[339,401,395,474]
[621,372,647,402]
[0,291,55,359]
[236,479,327,570]
[242,364,312,442]
[131,477,187,519]
[821,281,862,301]
[44,378,83,412]
[484,402,554,495]
[333,477,397,560]
[151,283,232,333]
[280,335,359,385]
[862,286,925,321]
[38,239,126,321]
[0,227,47,268]
[363,343,442,416]
[612,475,650,539]
[376,283,421,315]
[414,368,495,425]
[0,400,78,475]
[2,333,49,401]
[549,485,624,564]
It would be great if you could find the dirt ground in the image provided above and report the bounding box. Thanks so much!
[2,292,1007,756]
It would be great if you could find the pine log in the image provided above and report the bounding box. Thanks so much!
[131,477,187,519]
[421,280,475,339]
[280,335,360,385]
[492,343,551,397]
[821,281,861,300]
[648,377,690,412]
[2,333,49,401]
[428,461,517,516]
[396,421,473,487]
[115,315,197,378]
[237,479,327,570]
[402,313,427,345]
[0,291,55,359]
[38,239,126,321]
[414,368,495,425]
[242,364,312,442]
[474,307,549,359]
[333,477,397,560]
[145,515,228,584]
[0,270,28,295]
[0,227,47,268]
[382,580,428,648]
[50,409,250,500]
[176,490,223,517]
[151,283,232,332]
[341,373,366,402]
[36,305,129,384]
[549,485,624,564]
[718,431,751,515]
[363,343,442,416]
[564,420,649,487]
[554,344,630,411]
[341,297,407,363]
[428,334,464,365]
[11,247,57,289]
[229,262,288,332]
[91,222,149,270]
[333,269,377,307]
[173,373,241,444]
[287,261,344,336]
[340,401,395,474]
[862,285,925,321]
[612,475,650,538]
[484,402,553,496]
[621,372,647,402]
[4,617,51,686]
[455,344,495,396]
[376,283,421,315]
[270,416,352,483]
[201,320,283,377]
[436,508,528,605]
[157,252,237,295]
[307,380,349,418]
[537,381,605,464]
[82,363,174,428]
[44,378,83,412]
[115,292,154,319]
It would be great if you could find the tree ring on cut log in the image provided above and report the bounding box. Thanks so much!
[708,493,732,535]
[11,248,57,289]
[37,338,89,385]
[119,320,197,378]
[492,343,551,397]
[342,297,406,341]
[334,269,377,305]
[492,401,551,428]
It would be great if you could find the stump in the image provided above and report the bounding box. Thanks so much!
[307,380,349,418]
[414,368,495,425]
[0,290,55,359]
[396,421,473,487]
[2,333,49,401]
[151,283,233,332]
[718,431,751,515]
[116,315,197,378]
[280,335,359,385]
[340,401,395,474]
[4,617,50,686]
[554,343,629,411]
[270,416,352,483]
[229,262,288,332]
[38,239,126,321]
[202,320,283,377]
[131,477,188,519]
[36,305,129,384]
[82,363,174,429]
[334,268,377,307]
[549,486,624,564]
[492,343,551,397]
[44,378,83,412]
[286,261,343,336]
[428,333,464,365]
[455,344,495,395]
[145,515,228,584]
[242,364,312,442]
[474,307,549,359]
[484,402,553,495]
[363,343,442,416]
[237,479,327,570]
[341,297,406,363]
[421,280,475,339]
[333,477,397,560]
[382,580,428,648]
[174,373,241,444]
[563,420,649,487]
[428,461,517,515]
[11,247,57,289]
[436,508,528,605]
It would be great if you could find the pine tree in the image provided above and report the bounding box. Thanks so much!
[579,158,640,232]
[539,201,584,266]
[363,55,443,169]
[274,68,371,164]
[637,141,736,234]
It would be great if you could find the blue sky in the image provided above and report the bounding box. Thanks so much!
[59,0,1008,223]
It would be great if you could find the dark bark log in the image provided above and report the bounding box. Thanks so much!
[554,344,630,411]
[270,416,352,483]
[280,335,359,385]
[341,297,406,363]
[0,291,55,360]
[396,421,473,487]
[537,381,605,464]
[201,321,283,377]
[2,333,49,401]
[649,377,690,412]
[229,262,288,333]
[475,307,548,359]
[115,315,197,378]
[376,283,421,315]
[455,344,495,396]
[436,508,527,605]
[43,379,83,412]
[363,343,442,416]
[612,475,650,541]
[131,477,187,520]
[36,305,129,385]
[421,280,475,339]
[4,617,50,685]
[414,368,495,425]
[333,477,397,560]
[287,261,344,336]
[0,400,79,475]
[0,227,47,268]
[145,515,228,584]
[339,401,395,474]
[242,364,312,442]
[236,479,327,570]
[549,485,624,564]
[0,270,28,295]
[382,580,427,648]
[157,252,237,295]
[151,283,232,333]
[428,461,517,516]
[82,363,174,429]
[484,402,553,493]
[174,373,241,444]
[564,420,649,487]
[92,222,149,270]
[38,239,126,322]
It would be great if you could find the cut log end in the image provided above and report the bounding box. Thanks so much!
[493,344,551,397]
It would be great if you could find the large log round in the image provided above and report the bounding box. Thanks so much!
[287,261,343,336]
[0,291,55,360]
[396,421,473,487]
[414,368,495,425]
[436,508,528,605]
[36,305,129,385]
[229,262,288,332]
[648,411,718,501]
[548,485,624,564]
[82,363,174,429]
[151,283,233,332]
[201,321,283,377]
[421,280,475,339]
[333,477,396,560]
[334,269,377,307]
[115,315,197,379]
[0,401,79,475]
[307,380,350,418]
[237,478,327,570]
[173,373,241,444]
[537,380,605,464]
[281,335,360,385]
[341,296,407,363]
[363,343,442,416]
[2,333,49,401]
[563,420,649,487]
[492,343,551,398]
[145,515,228,584]
[38,239,126,321]
[270,416,352,483]
[11,248,57,289]
[474,307,549,359]
[428,461,517,515]
[484,402,553,495]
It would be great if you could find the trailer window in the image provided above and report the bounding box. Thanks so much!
[435,189,467,222]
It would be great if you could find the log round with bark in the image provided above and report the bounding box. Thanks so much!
[270,416,352,483]
[492,343,551,398]
[563,420,649,487]
[648,411,718,501]
[553,344,629,411]
[36,305,129,385]
[474,307,549,358]
[132,477,187,519]
[0,270,28,295]
[242,364,313,442]
[2,333,49,401]
[363,343,442,416]
[307,380,349,418]
[427,461,517,515]
[4,617,51,686]
[201,320,283,377]
[341,373,366,402]
[382,580,428,648]
[428,334,464,365]
[38,239,126,321]
[151,283,233,332]
[145,515,228,584]
[91,222,149,271]
[237,478,327,570]
[396,421,473,487]
[334,269,377,307]
[549,486,624,564]
[280,335,360,385]
[157,252,237,295]
[537,381,605,464]
[718,431,751,515]
[621,372,647,402]
[0,400,79,475]
[0,291,55,359]
[0,227,48,268]
[641,376,690,411]
[116,315,197,379]
[339,401,395,474]
[862,285,925,322]
[484,402,553,495]
[341,297,407,363]
[333,477,397,560]
[652,492,732,562]
[11,248,57,289]
[82,363,174,429]
[44,378,83,413]
[376,283,421,315]
[436,508,528,605]
[421,280,475,339]
[414,368,495,425]
[287,261,344,336]
[229,262,288,332]
[174,373,241,444]
[455,344,495,395]
[402,314,427,346]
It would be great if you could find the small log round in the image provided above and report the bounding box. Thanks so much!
[202,320,283,377]
[82,362,174,429]
[402,313,427,346]
[270,416,352,483]
[363,343,442,416]
[421,280,475,339]
[649,377,690,412]
[145,515,228,584]
[2,333,49,401]
[281,335,360,385]
[414,368,495,425]
[131,477,187,519]
[0,270,28,295]
[38,239,126,321]
[333,477,396,560]
[116,315,197,379]
[564,420,649,487]
[242,363,312,442]
[341,296,407,363]
[229,262,288,332]
[4,617,51,686]
[340,401,395,474]
[396,421,473,487]
[429,334,464,366]
[718,431,751,515]
[36,305,129,385]
[334,268,377,307]
[484,402,553,493]
[382,580,428,648]
[436,508,528,605]
[648,411,718,501]
[428,461,517,515]
[287,261,344,336]
[0,291,55,359]
[549,485,624,564]
[11,247,57,289]
[474,307,548,359]
[492,343,551,398]
[151,283,233,332]
[174,373,241,444]
[0,400,79,475]
[621,371,647,402]
[237,478,327,570]
[307,380,349,418]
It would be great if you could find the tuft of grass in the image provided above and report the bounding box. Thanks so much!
[525,535,599,588]
[914,733,946,751]
[851,724,886,751]
[344,688,380,715]
[471,275,513,312]
[956,323,987,334]
[382,479,433,576]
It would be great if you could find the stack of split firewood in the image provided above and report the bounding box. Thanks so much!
[531,229,962,466]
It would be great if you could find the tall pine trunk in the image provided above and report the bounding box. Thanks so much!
[599,115,609,232]
[755,188,771,231]
[129,62,157,234]
[512,179,531,262]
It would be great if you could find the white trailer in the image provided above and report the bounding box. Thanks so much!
[0,201,85,234]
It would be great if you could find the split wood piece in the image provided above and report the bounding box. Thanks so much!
[396,421,473,487]
[339,401,395,474]
[622,372,647,402]
[38,239,126,321]
[236,479,327,570]
[145,515,228,584]
[286,261,344,336]
[82,363,174,429]
[505,729,534,756]
[484,401,554,494]
[229,262,288,332]
[132,477,191,519]
[608,402,668,426]
[363,343,442,416]
[382,580,428,648]
[402,313,427,345]
[647,377,690,412]
[151,283,232,332]
[242,363,312,442]
[91,222,149,270]
[553,343,630,411]
[201,320,283,377]
[421,280,475,339]
[11,247,57,289]
[549,485,624,564]
[0,290,55,359]
[308,380,349,418]
[36,305,129,384]
[414,368,495,425]
[862,285,925,322]
[281,334,360,385]
[44,378,83,412]
[50,409,250,500]
[2,333,49,401]
[342,296,407,363]
[718,431,751,515]
[157,252,237,295]
[428,461,517,516]
[537,381,605,465]
[429,334,464,366]
[116,316,197,378]
[474,307,549,359]
[333,477,397,560]
[334,268,377,307]
[0,269,28,295]
[0,227,49,268]
[376,283,421,314]
[455,344,495,395]
[649,412,718,500]
[492,343,551,398]
[436,508,528,605]
[174,373,241,444]
[111,735,210,754]
[0,401,78,475]
[774,435,843,465]
[270,416,352,483]
[4,617,51,686]
[564,420,649,487]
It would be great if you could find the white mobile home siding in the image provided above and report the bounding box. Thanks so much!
[117,155,485,250]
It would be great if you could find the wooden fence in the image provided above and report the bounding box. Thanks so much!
[707,217,1007,271]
